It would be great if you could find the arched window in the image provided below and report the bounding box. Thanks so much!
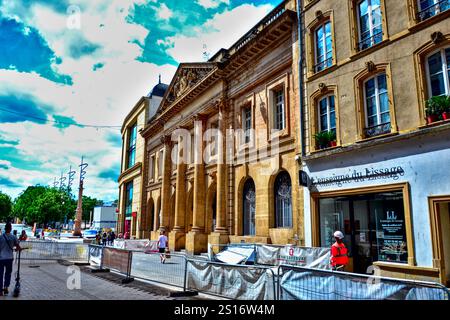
[274,171,292,228]
[243,179,256,236]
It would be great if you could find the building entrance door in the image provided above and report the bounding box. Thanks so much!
[430,198,450,286]
[319,191,407,274]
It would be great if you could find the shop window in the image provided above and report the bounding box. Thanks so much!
[363,73,391,137]
[127,123,137,169]
[318,191,409,273]
[426,46,450,97]
[417,0,450,21]
[315,21,333,73]
[274,171,292,228]
[243,178,256,236]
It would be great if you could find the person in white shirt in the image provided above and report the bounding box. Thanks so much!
[157,230,168,264]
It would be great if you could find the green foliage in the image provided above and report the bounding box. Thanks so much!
[314,130,336,149]
[13,185,76,224]
[326,130,336,142]
[82,196,103,222]
[314,131,330,148]
[425,95,450,116]
[0,191,13,222]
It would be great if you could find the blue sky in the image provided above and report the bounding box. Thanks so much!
[0,0,281,201]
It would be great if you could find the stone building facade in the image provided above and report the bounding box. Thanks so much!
[140,0,303,254]
[117,82,168,239]
[300,0,450,284]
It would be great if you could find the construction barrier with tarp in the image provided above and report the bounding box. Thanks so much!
[113,239,156,251]
[85,245,449,301]
[278,264,450,300]
[186,259,276,300]
[209,243,331,269]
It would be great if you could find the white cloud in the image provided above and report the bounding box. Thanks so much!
[0,0,177,200]
[167,3,274,62]
[197,0,230,9]
[157,3,173,20]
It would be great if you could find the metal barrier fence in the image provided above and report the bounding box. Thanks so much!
[278,264,450,300]
[19,241,89,263]
[130,251,187,288]
[86,245,450,301]
[185,259,277,300]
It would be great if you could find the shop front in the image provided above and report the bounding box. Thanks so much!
[302,130,450,283]
[312,184,412,274]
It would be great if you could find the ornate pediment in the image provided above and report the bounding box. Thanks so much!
[161,63,217,110]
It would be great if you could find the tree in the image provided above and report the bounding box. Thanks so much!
[82,196,103,228]
[0,191,13,222]
[13,186,47,222]
[13,186,76,226]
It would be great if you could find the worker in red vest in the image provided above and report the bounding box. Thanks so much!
[330,231,349,271]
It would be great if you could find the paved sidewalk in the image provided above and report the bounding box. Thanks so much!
[0,261,185,300]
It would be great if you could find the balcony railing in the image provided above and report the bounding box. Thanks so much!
[233,1,287,52]
[314,57,333,73]
[364,122,391,138]
[418,0,450,21]
[358,32,383,51]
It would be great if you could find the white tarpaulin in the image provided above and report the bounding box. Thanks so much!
[279,269,449,300]
[215,246,255,264]
[255,245,331,269]
[186,259,274,300]
[113,239,155,251]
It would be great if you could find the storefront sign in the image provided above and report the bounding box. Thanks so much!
[311,166,405,187]
[377,210,407,263]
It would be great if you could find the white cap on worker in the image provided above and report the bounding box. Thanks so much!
[334,231,344,239]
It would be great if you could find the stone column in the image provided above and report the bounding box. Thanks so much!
[170,133,187,250]
[186,115,208,254]
[159,135,172,232]
[209,101,229,252]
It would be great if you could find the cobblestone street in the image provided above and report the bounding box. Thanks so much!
[0,260,198,300]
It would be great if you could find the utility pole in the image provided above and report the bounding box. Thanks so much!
[73,156,88,237]
[66,166,76,229]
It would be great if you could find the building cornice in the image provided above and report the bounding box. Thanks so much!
[121,97,148,134]
[118,162,142,183]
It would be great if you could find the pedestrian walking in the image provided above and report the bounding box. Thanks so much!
[102,232,107,246]
[107,232,111,246]
[0,222,21,296]
[330,230,349,271]
[110,231,116,246]
[19,230,27,242]
[157,230,168,264]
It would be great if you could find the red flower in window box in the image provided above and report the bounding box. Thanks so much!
[442,111,450,121]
